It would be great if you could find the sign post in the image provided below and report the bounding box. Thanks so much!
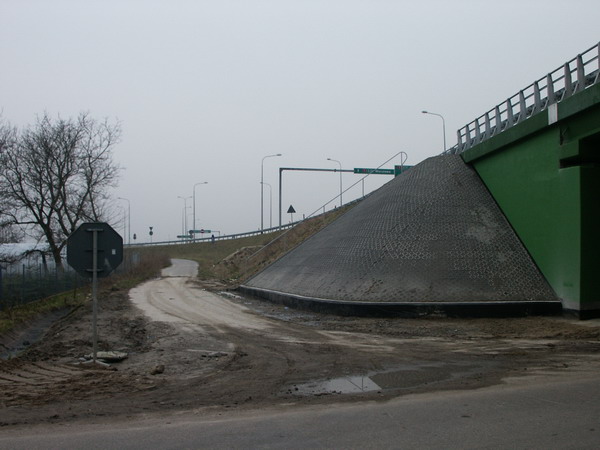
[91,229,99,363]
[67,223,123,364]
[287,205,296,223]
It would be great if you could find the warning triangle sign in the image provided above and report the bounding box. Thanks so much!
[287,205,296,214]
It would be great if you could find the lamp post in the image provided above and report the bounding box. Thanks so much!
[118,206,126,241]
[421,110,447,152]
[327,158,343,207]
[177,196,192,236]
[193,182,208,239]
[261,181,273,229]
[117,197,130,245]
[261,153,282,231]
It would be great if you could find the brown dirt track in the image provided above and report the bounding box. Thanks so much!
[2,259,600,428]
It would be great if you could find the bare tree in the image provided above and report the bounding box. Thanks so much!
[0,112,121,269]
[0,118,19,247]
[0,224,24,244]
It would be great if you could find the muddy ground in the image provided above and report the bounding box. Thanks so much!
[1,261,600,428]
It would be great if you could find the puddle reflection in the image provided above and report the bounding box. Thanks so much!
[294,376,381,395]
[289,362,483,396]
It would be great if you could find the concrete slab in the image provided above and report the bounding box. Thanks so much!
[241,155,559,315]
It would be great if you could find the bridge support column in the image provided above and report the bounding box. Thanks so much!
[558,134,600,317]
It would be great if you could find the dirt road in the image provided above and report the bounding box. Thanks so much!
[2,259,600,427]
[130,259,271,332]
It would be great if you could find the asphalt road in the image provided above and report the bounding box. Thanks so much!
[1,372,598,449]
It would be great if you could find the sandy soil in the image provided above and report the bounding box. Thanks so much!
[2,259,600,428]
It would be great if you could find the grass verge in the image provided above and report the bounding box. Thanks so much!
[0,251,170,336]
[0,204,353,336]
[144,204,354,285]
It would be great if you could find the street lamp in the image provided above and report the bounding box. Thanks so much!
[261,153,282,231]
[117,197,130,245]
[177,196,192,236]
[422,110,447,152]
[193,182,208,239]
[261,181,273,229]
[327,158,343,207]
[118,206,126,241]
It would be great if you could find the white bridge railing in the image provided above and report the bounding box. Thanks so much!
[451,42,600,154]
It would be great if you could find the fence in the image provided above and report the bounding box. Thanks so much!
[132,152,406,249]
[0,251,140,311]
[0,263,83,310]
[129,220,299,248]
[452,42,600,154]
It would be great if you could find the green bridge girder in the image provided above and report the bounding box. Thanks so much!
[462,83,600,318]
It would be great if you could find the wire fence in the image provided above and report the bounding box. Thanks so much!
[0,264,83,310]
[0,251,140,311]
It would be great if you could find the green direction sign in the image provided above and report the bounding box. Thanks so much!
[190,229,212,234]
[354,168,395,175]
[395,165,413,176]
[354,166,414,176]
[177,235,192,239]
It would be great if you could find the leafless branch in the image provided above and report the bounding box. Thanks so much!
[0,112,121,268]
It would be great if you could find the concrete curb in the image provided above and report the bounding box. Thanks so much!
[238,285,563,318]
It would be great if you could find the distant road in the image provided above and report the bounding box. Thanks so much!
[2,373,599,449]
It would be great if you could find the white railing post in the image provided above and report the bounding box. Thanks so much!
[452,44,599,154]
[533,81,541,113]
[576,54,585,92]
[518,90,527,123]
[547,73,555,105]
[563,63,573,99]
[465,123,472,149]
[494,105,502,134]
[506,98,514,127]
[456,130,463,152]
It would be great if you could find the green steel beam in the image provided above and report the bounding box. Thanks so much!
[462,84,600,318]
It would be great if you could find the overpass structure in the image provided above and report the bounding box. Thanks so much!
[241,43,600,318]
[458,43,600,318]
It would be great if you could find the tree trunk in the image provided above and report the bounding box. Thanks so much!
[41,252,49,275]
[50,244,64,273]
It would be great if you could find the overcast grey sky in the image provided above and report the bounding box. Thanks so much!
[1,0,598,242]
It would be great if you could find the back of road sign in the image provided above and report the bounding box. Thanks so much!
[67,222,123,278]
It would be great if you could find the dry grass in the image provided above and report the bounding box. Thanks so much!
[152,205,354,286]
[0,250,170,335]
[138,232,285,280]
[1,205,352,334]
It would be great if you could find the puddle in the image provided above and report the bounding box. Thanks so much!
[293,376,381,395]
[289,362,484,396]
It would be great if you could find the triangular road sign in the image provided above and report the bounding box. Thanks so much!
[287,205,296,214]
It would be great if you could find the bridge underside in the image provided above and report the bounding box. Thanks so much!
[241,155,560,317]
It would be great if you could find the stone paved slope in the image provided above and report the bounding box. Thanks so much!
[243,155,557,304]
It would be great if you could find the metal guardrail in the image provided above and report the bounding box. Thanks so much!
[129,197,365,248]
[450,42,600,154]
[132,151,408,249]
[128,221,300,248]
